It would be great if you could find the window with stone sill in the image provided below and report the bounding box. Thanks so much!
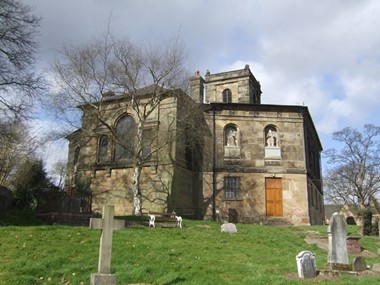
[224,176,241,200]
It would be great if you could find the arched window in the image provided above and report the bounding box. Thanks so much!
[222,89,232,103]
[98,135,109,163]
[114,114,136,161]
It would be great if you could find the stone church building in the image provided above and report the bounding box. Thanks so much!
[65,65,324,225]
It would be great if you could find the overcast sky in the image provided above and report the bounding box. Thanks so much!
[23,0,380,174]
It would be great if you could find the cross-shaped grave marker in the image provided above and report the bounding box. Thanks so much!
[89,205,125,285]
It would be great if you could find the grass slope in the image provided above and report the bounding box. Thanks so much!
[0,215,380,285]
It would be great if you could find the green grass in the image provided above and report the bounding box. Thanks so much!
[1,215,380,285]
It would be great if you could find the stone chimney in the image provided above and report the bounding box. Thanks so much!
[190,71,205,103]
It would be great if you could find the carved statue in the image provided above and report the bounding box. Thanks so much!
[226,129,237,146]
[266,129,277,147]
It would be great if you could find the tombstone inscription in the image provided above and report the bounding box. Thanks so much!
[89,205,125,285]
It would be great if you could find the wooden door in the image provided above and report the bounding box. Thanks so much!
[266,178,283,216]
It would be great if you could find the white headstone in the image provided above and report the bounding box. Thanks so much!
[221,222,237,233]
[296,251,317,279]
[328,212,349,265]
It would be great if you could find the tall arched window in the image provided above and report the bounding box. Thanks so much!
[98,135,109,163]
[114,114,136,161]
[222,89,232,103]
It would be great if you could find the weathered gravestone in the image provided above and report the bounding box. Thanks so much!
[89,205,125,285]
[221,222,237,233]
[352,256,367,272]
[328,212,349,266]
[296,251,317,279]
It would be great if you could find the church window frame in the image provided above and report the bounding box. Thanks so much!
[222,88,232,103]
[97,135,109,164]
[113,114,136,162]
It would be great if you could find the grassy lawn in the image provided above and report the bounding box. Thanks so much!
[1,212,380,285]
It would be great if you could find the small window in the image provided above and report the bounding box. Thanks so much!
[222,89,232,103]
[98,135,109,163]
[224,177,240,199]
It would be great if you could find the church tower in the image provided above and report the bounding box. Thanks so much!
[190,64,261,104]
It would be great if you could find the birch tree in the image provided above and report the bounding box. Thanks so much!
[50,33,190,215]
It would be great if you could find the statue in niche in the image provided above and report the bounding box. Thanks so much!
[226,128,238,146]
[266,129,277,147]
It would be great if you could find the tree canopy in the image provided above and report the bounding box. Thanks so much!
[324,124,380,211]
[0,0,43,119]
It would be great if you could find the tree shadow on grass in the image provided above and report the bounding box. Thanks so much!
[163,277,186,285]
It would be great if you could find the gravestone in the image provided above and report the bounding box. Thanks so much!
[328,212,349,265]
[352,256,367,271]
[221,222,237,233]
[296,251,317,279]
[89,205,125,285]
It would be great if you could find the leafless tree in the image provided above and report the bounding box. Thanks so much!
[50,32,191,215]
[324,124,380,213]
[0,0,44,119]
[51,160,66,190]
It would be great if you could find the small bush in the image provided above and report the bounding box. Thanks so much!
[359,208,373,236]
